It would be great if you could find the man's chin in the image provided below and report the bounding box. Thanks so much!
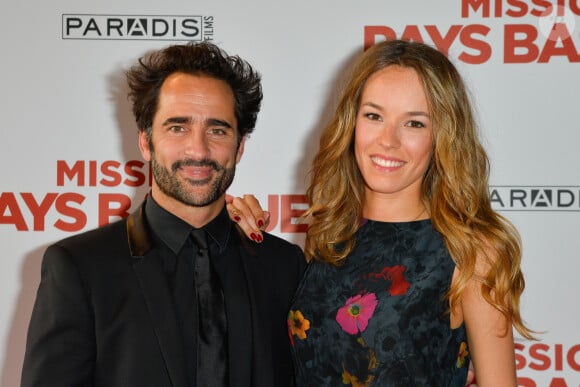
[178,189,225,208]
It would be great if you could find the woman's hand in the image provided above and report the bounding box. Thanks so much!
[226,194,269,243]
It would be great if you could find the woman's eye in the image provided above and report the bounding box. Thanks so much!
[407,120,425,128]
[364,113,381,121]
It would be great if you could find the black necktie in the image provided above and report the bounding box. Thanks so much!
[191,228,228,386]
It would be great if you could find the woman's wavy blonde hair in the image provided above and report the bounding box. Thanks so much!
[303,39,534,339]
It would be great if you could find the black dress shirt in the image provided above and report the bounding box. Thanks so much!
[145,196,233,386]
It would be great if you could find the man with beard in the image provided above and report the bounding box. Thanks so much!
[21,42,306,387]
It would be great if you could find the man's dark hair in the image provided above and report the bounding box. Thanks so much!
[126,42,262,142]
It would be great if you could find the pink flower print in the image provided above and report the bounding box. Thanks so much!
[335,293,378,335]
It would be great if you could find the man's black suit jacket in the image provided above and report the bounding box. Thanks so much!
[21,201,306,387]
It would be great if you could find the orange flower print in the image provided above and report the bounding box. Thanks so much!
[341,367,374,387]
[288,310,310,341]
[341,348,378,386]
[335,293,378,335]
[456,341,469,368]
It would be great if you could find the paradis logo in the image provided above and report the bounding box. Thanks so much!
[490,186,580,211]
[62,14,215,41]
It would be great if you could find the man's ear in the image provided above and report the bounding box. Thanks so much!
[138,130,152,161]
[235,135,246,164]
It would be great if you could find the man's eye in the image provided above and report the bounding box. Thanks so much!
[169,126,186,132]
[209,128,227,135]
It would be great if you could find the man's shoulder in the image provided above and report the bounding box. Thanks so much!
[249,232,306,270]
[51,218,129,253]
[234,231,306,290]
[257,232,301,252]
[37,218,134,282]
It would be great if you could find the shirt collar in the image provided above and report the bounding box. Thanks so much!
[145,195,192,255]
[145,194,232,255]
[202,204,231,254]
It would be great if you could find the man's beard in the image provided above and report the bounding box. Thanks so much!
[151,153,235,207]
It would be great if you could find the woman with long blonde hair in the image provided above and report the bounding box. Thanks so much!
[231,39,534,386]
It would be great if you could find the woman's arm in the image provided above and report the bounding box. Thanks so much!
[461,274,517,386]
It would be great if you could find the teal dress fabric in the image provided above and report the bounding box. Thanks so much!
[288,219,470,386]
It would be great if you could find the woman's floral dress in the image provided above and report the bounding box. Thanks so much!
[288,219,470,386]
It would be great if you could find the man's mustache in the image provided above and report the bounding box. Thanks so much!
[172,158,224,172]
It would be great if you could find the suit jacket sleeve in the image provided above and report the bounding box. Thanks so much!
[21,244,95,387]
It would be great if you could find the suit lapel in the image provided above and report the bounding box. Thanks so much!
[234,234,278,387]
[128,203,187,387]
[212,229,253,387]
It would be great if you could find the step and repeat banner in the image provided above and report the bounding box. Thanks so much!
[1,0,579,385]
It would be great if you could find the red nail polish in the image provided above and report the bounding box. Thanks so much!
[234,216,241,222]
[257,234,263,243]
[250,233,257,241]
[257,219,264,228]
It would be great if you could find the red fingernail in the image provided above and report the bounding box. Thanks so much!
[257,219,264,228]
[234,216,241,222]
[257,234,263,243]
[250,233,257,241]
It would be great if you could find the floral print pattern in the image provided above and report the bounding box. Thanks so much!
[289,219,470,386]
